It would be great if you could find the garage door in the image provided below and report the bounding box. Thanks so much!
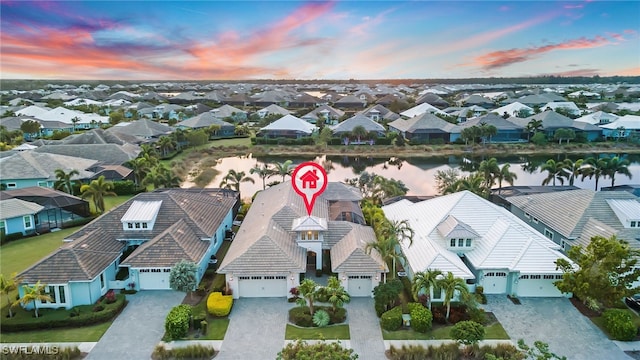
[348,275,372,297]
[517,274,564,297]
[139,268,171,290]
[238,275,287,297]
[483,272,507,294]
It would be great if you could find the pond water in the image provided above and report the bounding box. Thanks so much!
[183,153,640,201]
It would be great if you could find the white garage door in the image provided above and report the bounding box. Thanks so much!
[139,268,170,290]
[348,275,372,297]
[517,274,564,297]
[483,272,508,294]
[238,275,287,297]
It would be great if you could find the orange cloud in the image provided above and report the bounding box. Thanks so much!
[473,36,610,69]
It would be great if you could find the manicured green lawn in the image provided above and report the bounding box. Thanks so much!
[202,318,230,340]
[382,322,510,340]
[89,195,132,215]
[285,324,350,340]
[0,227,77,276]
[0,322,112,343]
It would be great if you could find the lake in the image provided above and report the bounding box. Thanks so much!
[183,153,640,200]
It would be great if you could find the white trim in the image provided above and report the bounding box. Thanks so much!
[23,215,33,230]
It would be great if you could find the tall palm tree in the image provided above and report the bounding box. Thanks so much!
[478,158,499,189]
[604,156,632,187]
[14,281,52,318]
[54,168,79,195]
[438,272,469,322]
[351,125,368,143]
[0,272,21,318]
[365,236,401,282]
[319,276,351,312]
[525,119,543,141]
[220,169,255,196]
[271,160,294,182]
[250,163,273,190]
[296,278,319,315]
[125,157,151,187]
[562,158,584,186]
[581,156,608,191]
[540,159,566,186]
[444,173,488,198]
[383,219,414,248]
[80,176,117,214]
[411,269,442,310]
[494,163,518,194]
[157,136,175,157]
[158,167,181,188]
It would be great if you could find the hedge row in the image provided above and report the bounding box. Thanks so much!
[206,292,233,317]
[1,294,127,332]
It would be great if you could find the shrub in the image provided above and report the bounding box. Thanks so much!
[152,344,216,360]
[104,290,117,304]
[111,180,137,195]
[277,339,357,360]
[467,307,487,325]
[410,304,433,333]
[381,306,403,331]
[603,309,637,341]
[164,304,192,341]
[289,306,314,327]
[92,303,105,312]
[313,309,330,327]
[206,292,233,317]
[450,320,485,345]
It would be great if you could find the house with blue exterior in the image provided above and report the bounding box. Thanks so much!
[177,112,236,137]
[388,113,461,144]
[0,198,44,237]
[460,113,526,143]
[17,188,238,310]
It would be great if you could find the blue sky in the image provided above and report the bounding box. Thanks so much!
[1,1,638,80]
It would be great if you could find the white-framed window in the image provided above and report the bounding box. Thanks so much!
[631,221,637,228]
[524,212,530,219]
[465,238,472,247]
[543,275,555,279]
[59,286,66,303]
[544,229,553,240]
[142,223,148,229]
[127,223,133,229]
[23,215,33,230]
[6,183,16,189]
[532,217,539,224]
[458,238,464,247]
[519,275,529,279]
[450,239,456,247]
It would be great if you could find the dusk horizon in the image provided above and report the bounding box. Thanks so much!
[2,1,639,81]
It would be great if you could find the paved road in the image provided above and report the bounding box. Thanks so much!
[483,295,631,360]
[86,291,184,360]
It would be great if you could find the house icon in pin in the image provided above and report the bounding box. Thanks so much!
[299,169,320,189]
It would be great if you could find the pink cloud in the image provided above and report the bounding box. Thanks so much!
[473,36,610,70]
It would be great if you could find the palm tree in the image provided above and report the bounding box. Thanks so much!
[250,163,273,190]
[125,157,151,187]
[0,273,21,318]
[411,269,442,310]
[444,173,488,198]
[157,136,175,157]
[540,159,566,186]
[438,272,469,322]
[296,278,319,315]
[604,156,632,187]
[365,236,401,282]
[494,163,517,194]
[525,119,543,141]
[351,125,368,143]
[478,158,499,189]
[158,167,181,188]
[80,176,117,214]
[319,276,351,312]
[14,281,52,318]
[383,219,414,248]
[581,156,608,191]
[54,168,79,195]
[271,160,294,182]
[220,169,255,196]
[562,158,584,186]
[71,116,80,133]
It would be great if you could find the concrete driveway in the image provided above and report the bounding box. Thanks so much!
[86,290,184,360]
[483,295,631,360]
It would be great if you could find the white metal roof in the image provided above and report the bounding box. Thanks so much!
[121,200,163,222]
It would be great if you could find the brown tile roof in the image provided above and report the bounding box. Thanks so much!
[19,228,125,283]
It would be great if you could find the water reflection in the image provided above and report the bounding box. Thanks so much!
[186,153,640,200]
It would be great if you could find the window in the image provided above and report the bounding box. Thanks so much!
[530,275,541,279]
[48,286,56,303]
[543,275,555,279]
[532,217,539,224]
[632,221,637,228]
[37,181,47,187]
[432,286,442,299]
[163,269,171,273]
[135,222,141,229]
[466,239,472,247]
[0,220,5,234]
[555,275,563,279]
[524,212,530,219]
[450,239,456,247]
[142,223,148,229]
[276,276,286,280]
[23,216,33,229]
[239,276,250,280]
[495,272,507,277]
[251,276,262,280]
[100,273,105,289]
[544,229,554,240]
[519,275,529,280]
[458,238,464,247]
[264,276,275,280]
[6,183,16,188]
[127,223,133,229]
[59,286,66,303]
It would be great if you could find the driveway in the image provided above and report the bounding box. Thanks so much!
[86,290,184,360]
[216,298,293,360]
[346,298,386,360]
[483,295,631,360]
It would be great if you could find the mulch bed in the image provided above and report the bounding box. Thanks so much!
[569,297,601,318]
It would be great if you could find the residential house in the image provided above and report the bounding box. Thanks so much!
[107,119,174,141]
[415,93,450,109]
[177,112,236,137]
[331,114,386,142]
[217,182,386,298]
[505,189,640,253]
[301,105,345,125]
[210,104,247,122]
[400,103,448,118]
[600,115,640,140]
[259,114,317,139]
[333,95,367,109]
[492,102,534,118]
[0,151,98,190]
[542,102,581,116]
[358,104,400,122]
[382,191,574,298]
[0,198,44,237]
[574,111,619,126]
[388,113,461,143]
[510,110,602,141]
[460,113,525,143]
[18,188,238,309]
[256,104,291,118]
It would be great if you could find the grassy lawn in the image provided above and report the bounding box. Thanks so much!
[0,227,77,276]
[382,322,509,341]
[285,324,350,340]
[0,322,112,343]
[162,137,252,165]
[183,318,230,340]
[90,195,133,215]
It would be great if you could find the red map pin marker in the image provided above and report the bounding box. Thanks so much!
[291,162,328,216]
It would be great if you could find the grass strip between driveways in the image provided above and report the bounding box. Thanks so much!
[0,322,112,343]
[285,324,350,340]
[382,322,509,340]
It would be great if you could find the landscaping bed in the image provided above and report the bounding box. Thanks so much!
[285,323,350,340]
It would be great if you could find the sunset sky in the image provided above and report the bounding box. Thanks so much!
[1,1,638,80]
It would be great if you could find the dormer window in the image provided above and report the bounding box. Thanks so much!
[607,199,640,229]
[121,200,162,231]
[450,238,473,248]
[437,215,479,251]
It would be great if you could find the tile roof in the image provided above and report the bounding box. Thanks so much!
[177,112,234,129]
[388,113,461,134]
[33,144,139,165]
[330,114,386,134]
[331,224,386,273]
[0,198,44,219]
[0,151,98,180]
